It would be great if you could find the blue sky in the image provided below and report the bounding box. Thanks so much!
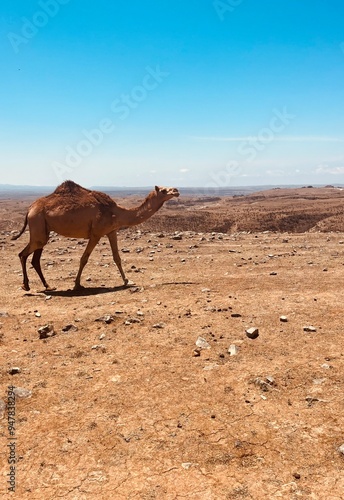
[1,0,344,187]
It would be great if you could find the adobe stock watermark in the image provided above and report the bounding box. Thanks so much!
[204,161,242,193]
[7,0,72,54]
[204,106,295,193]
[7,386,16,493]
[52,65,169,182]
[213,0,244,21]
[237,107,296,162]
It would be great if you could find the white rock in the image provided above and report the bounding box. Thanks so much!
[303,326,317,332]
[228,345,239,356]
[338,444,344,455]
[196,337,210,349]
[13,387,32,398]
[246,327,259,339]
[181,463,193,470]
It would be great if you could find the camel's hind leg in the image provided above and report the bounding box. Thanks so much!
[107,230,128,286]
[74,235,100,290]
[31,249,53,290]
[18,214,49,291]
[19,243,48,291]
[19,244,32,291]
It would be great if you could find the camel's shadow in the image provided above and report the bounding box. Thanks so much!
[40,284,130,297]
[24,281,197,298]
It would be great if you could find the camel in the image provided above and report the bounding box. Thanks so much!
[12,180,179,291]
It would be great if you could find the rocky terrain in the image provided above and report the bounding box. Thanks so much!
[1,186,344,499]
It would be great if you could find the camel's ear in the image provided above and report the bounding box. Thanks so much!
[155,186,159,193]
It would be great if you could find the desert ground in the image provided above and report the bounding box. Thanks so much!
[1,186,344,499]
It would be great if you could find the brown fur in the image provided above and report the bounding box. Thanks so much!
[13,180,179,291]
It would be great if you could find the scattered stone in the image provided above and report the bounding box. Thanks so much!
[38,324,55,339]
[303,325,317,332]
[203,363,219,371]
[201,288,211,293]
[306,396,319,407]
[254,377,275,391]
[181,462,193,470]
[196,336,210,349]
[293,472,301,480]
[231,313,242,318]
[35,312,41,317]
[321,363,330,369]
[266,376,276,385]
[91,345,107,352]
[13,387,32,398]
[228,344,239,356]
[280,316,288,322]
[121,248,130,253]
[193,348,201,357]
[62,324,78,332]
[125,318,141,325]
[270,271,277,276]
[152,322,165,329]
[8,367,21,375]
[99,333,106,340]
[45,295,52,300]
[246,327,259,339]
[95,314,114,324]
[313,378,326,385]
[338,444,344,455]
[171,234,182,240]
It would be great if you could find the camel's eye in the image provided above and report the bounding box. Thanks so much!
[161,189,167,194]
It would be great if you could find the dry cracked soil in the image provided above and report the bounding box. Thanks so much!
[1,186,344,499]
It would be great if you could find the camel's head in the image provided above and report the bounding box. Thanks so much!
[154,185,180,201]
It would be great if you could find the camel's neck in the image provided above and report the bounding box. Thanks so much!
[117,192,164,227]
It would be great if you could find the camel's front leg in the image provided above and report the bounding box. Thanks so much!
[107,231,128,286]
[74,235,100,290]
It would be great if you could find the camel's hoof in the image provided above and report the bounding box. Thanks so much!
[45,286,57,292]
[73,284,85,291]
[21,284,30,291]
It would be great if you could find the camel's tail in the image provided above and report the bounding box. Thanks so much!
[11,213,28,240]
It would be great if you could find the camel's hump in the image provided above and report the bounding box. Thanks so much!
[52,180,116,206]
[53,180,88,195]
